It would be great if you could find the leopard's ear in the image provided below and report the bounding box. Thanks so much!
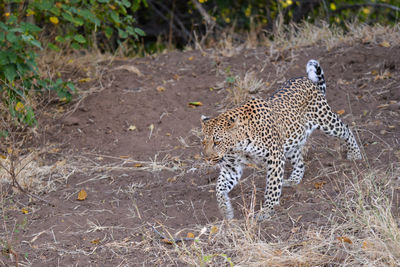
[201,115,210,122]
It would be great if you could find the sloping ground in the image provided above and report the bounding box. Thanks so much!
[1,38,400,266]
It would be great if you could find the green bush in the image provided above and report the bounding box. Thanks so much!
[26,0,146,51]
[0,0,146,126]
[0,12,75,126]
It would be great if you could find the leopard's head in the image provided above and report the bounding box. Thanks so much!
[200,114,240,164]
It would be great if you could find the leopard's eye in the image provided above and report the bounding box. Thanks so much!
[202,140,206,145]
[214,141,221,146]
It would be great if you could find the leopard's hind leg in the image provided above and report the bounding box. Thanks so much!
[312,99,362,160]
[284,146,305,186]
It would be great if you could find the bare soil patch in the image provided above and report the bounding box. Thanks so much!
[1,42,400,266]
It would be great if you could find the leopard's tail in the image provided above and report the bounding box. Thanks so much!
[306,59,326,96]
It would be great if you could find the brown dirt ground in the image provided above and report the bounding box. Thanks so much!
[1,42,400,266]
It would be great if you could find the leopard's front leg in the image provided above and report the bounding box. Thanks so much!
[257,150,285,221]
[216,155,244,220]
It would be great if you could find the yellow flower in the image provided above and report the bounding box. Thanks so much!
[4,12,10,17]
[287,0,293,5]
[26,9,35,16]
[15,102,24,112]
[245,5,252,17]
[330,3,336,11]
[49,16,59,25]
[199,0,207,3]
[224,17,231,23]
[362,7,371,15]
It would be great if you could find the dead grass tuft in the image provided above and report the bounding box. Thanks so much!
[0,151,75,194]
[35,50,116,117]
[222,71,265,109]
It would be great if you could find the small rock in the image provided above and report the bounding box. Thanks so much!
[389,102,400,111]
[79,106,89,112]
[63,117,80,126]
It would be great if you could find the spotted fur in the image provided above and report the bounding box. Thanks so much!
[201,59,362,220]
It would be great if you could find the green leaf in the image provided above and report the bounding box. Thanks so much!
[35,0,52,10]
[62,12,75,23]
[0,51,9,65]
[71,42,81,50]
[62,12,83,26]
[48,43,60,51]
[98,0,110,3]
[6,32,17,43]
[105,27,113,39]
[134,28,145,36]
[64,34,73,41]
[3,64,17,82]
[49,7,61,16]
[126,26,134,35]
[68,6,78,14]
[66,82,76,92]
[56,87,72,102]
[118,28,128,39]
[77,9,100,26]
[73,34,86,44]
[21,35,42,49]
[30,39,42,49]
[7,52,17,64]
[132,1,141,11]
[122,0,131,8]
[0,22,8,31]
[10,28,23,33]
[24,107,37,126]
[110,12,121,24]
[55,36,65,43]
[73,17,84,26]
[16,62,30,76]
[20,22,42,33]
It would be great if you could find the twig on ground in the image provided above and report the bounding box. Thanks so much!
[8,248,19,267]
[151,225,195,244]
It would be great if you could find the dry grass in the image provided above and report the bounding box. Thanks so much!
[36,50,114,84]
[223,71,265,108]
[35,50,117,116]
[266,20,400,54]
[0,151,73,194]
[137,165,400,266]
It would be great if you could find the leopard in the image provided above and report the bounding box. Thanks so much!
[201,59,362,220]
